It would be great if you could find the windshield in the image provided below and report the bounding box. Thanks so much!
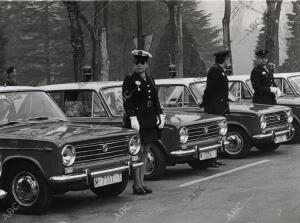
[190,82,238,103]
[0,91,67,125]
[101,87,124,116]
[288,76,300,94]
[157,85,198,108]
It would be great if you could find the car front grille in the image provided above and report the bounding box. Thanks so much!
[74,136,129,164]
[266,111,287,128]
[187,122,220,142]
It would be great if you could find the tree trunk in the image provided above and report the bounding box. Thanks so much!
[44,3,51,84]
[266,0,282,71]
[222,0,233,72]
[175,2,183,78]
[100,1,109,81]
[167,2,176,67]
[92,1,102,81]
[64,1,85,82]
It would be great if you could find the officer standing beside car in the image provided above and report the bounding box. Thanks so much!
[122,50,164,195]
[250,50,281,105]
[202,50,231,115]
[202,50,231,167]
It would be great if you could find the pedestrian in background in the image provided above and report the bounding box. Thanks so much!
[3,66,18,86]
[250,50,281,105]
[122,50,165,195]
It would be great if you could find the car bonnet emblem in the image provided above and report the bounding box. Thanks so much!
[276,115,281,121]
[203,127,209,134]
[102,144,109,152]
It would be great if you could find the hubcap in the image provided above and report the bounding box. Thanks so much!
[226,132,243,155]
[145,150,155,175]
[12,172,39,207]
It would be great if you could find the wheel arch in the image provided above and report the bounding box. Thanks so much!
[151,140,171,163]
[227,122,251,139]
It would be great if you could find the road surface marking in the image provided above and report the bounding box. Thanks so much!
[177,160,270,188]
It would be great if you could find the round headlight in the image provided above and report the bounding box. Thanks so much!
[219,120,228,136]
[286,110,293,123]
[179,127,189,143]
[128,135,141,155]
[260,115,267,129]
[61,145,76,167]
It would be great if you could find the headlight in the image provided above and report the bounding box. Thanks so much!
[219,120,228,136]
[260,115,267,129]
[179,127,189,143]
[128,135,141,155]
[61,145,76,167]
[286,110,293,123]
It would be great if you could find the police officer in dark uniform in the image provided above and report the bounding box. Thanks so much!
[202,50,230,167]
[122,50,164,195]
[202,50,231,115]
[250,50,281,105]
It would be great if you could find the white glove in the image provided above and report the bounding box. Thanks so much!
[158,114,165,129]
[270,87,279,94]
[130,116,140,131]
[276,88,282,98]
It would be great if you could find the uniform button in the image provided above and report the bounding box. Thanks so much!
[148,96,151,98]
[148,90,151,93]
[147,85,150,87]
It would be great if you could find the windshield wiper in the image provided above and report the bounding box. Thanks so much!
[27,116,49,121]
[0,121,20,127]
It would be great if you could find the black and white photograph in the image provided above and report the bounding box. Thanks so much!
[0,0,299,222]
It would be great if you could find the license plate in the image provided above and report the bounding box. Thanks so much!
[275,135,287,143]
[199,150,217,160]
[93,173,122,188]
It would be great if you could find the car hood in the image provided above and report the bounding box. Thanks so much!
[230,101,290,115]
[0,121,136,146]
[164,109,225,127]
[277,96,300,106]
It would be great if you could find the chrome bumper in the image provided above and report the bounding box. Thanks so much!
[49,162,143,184]
[0,189,6,199]
[170,141,227,157]
[252,126,294,141]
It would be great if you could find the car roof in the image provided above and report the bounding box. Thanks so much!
[155,78,205,85]
[273,72,300,78]
[0,86,41,92]
[41,81,123,91]
[227,75,250,82]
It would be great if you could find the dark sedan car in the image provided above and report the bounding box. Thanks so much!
[154,78,294,159]
[41,82,229,180]
[0,87,142,214]
[228,74,300,143]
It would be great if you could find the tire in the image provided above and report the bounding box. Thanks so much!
[256,143,280,152]
[3,163,52,214]
[223,126,251,158]
[144,144,167,180]
[188,158,216,170]
[91,171,128,197]
[286,120,300,144]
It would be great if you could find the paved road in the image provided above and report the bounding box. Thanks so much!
[1,144,300,223]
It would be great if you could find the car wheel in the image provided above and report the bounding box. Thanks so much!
[144,144,167,180]
[224,126,251,158]
[256,143,280,151]
[4,163,52,214]
[286,120,300,144]
[188,158,216,170]
[91,171,129,197]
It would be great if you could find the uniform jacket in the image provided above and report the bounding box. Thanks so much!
[122,72,163,129]
[250,65,277,105]
[202,64,229,115]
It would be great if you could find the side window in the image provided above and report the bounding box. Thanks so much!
[275,79,282,90]
[64,91,93,117]
[49,92,62,107]
[282,79,294,95]
[92,92,107,117]
[229,82,240,98]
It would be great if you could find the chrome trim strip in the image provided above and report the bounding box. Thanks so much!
[49,162,143,183]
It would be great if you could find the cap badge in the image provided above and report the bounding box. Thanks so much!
[135,81,141,86]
